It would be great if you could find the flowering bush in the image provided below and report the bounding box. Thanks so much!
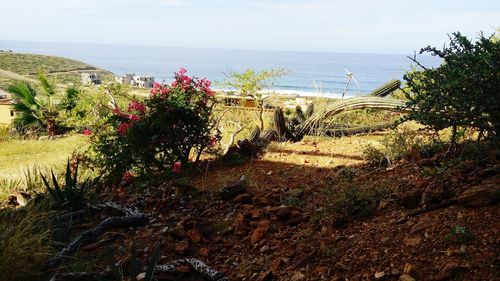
[89,68,216,181]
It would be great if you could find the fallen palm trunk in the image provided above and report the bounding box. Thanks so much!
[47,203,148,270]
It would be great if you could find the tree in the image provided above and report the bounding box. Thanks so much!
[221,68,289,130]
[403,32,500,144]
[8,72,81,136]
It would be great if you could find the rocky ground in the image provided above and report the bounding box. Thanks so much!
[72,135,499,281]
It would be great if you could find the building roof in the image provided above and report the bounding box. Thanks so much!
[0,98,14,105]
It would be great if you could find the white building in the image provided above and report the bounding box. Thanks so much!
[116,73,154,88]
[81,73,102,85]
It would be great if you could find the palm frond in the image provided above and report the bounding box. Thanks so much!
[38,71,57,96]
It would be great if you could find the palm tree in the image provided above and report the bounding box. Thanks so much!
[8,72,80,136]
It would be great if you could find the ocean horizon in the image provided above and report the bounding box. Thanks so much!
[0,40,441,98]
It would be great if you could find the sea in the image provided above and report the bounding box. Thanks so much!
[0,41,441,98]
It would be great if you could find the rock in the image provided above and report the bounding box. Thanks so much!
[290,271,305,281]
[381,236,391,243]
[233,213,251,236]
[404,236,421,247]
[16,192,31,206]
[251,220,271,244]
[421,180,450,206]
[175,240,190,254]
[198,247,209,257]
[257,270,273,281]
[249,209,264,220]
[399,274,416,281]
[274,206,292,219]
[436,261,462,280]
[457,184,500,207]
[374,271,385,279]
[220,180,247,201]
[271,258,284,272]
[186,228,203,243]
[233,193,253,204]
[396,186,424,209]
[409,216,436,234]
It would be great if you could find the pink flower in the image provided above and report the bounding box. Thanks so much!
[128,114,140,121]
[178,68,187,76]
[82,129,92,135]
[128,100,146,115]
[122,171,134,184]
[118,122,131,135]
[209,137,217,147]
[172,162,182,174]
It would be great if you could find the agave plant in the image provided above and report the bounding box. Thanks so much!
[41,160,91,209]
[8,71,80,136]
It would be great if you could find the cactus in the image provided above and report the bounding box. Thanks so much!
[274,106,289,139]
[370,79,401,97]
[295,105,306,123]
[260,129,278,143]
[299,97,405,135]
[248,126,261,142]
[305,103,314,118]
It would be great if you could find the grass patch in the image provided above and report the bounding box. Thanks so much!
[0,201,55,281]
[0,135,87,201]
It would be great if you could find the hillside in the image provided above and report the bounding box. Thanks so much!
[0,53,115,89]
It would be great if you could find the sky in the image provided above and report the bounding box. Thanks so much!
[0,0,498,54]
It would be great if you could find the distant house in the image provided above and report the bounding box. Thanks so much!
[116,73,135,85]
[81,73,102,85]
[0,97,15,124]
[116,74,155,88]
[132,75,154,88]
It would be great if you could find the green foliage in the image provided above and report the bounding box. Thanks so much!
[363,129,419,166]
[445,225,474,243]
[220,68,289,129]
[403,32,500,143]
[328,183,388,220]
[89,69,216,181]
[60,83,130,131]
[41,160,91,209]
[8,71,82,136]
[106,241,161,281]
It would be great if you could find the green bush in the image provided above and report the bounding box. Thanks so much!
[89,68,217,181]
[363,129,419,166]
[403,32,500,143]
[329,184,388,220]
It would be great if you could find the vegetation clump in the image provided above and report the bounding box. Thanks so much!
[89,68,218,181]
[404,32,500,143]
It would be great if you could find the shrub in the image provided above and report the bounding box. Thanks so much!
[363,129,420,166]
[89,68,217,181]
[329,184,388,220]
[403,32,500,143]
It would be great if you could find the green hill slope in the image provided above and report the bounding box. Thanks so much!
[0,53,115,88]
